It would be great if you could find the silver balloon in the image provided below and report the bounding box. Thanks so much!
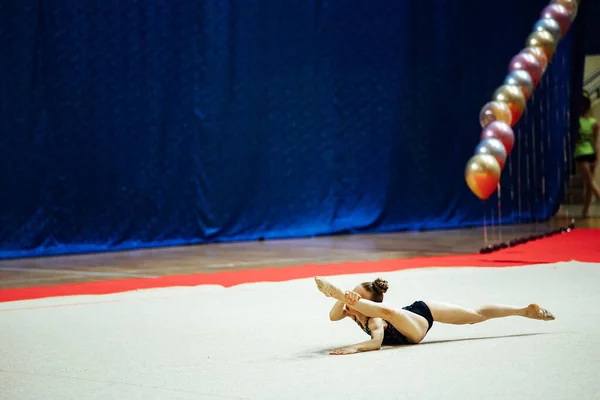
[504,69,534,100]
[533,18,562,41]
[475,137,507,169]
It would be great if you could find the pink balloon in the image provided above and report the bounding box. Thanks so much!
[508,52,543,87]
[480,121,515,154]
[540,4,572,36]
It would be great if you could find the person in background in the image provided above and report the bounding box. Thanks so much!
[574,91,600,218]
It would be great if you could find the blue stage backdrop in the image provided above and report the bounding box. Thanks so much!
[0,1,586,259]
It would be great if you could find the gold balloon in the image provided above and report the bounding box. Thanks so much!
[526,30,558,61]
[479,101,512,128]
[465,154,501,200]
[523,46,549,73]
[492,84,526,125]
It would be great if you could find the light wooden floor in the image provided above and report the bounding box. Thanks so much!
[1,207,598,290]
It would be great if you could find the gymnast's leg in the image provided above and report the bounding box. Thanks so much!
[423,300,554,324]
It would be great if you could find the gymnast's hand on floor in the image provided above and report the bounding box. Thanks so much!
[344,290,361,306]
[330,347,359,355]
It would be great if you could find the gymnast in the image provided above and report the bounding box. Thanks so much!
[314,276,554,355]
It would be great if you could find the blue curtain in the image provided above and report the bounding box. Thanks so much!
[0,0,584,259]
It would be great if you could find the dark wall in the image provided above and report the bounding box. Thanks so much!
[581,0,600,55]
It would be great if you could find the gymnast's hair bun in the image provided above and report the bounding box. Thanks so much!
[372,278,389,294]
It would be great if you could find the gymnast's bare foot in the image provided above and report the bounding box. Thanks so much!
[526,304,555,321]
[314,277,344,300]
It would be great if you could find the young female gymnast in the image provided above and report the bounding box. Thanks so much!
[574,91,600,218]
[314,277,554,355]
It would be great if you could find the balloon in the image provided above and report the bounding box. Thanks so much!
[465,154,501,200]
[481,120,515,154]
[475,138,507,169]
[540,4,572,36]
[533,18,562,41]
[479,101,512,128]
[551,0,578,20]
[522,46,549,73]
[504,70,534,100]
[508,51,543,87]
[525,30,558,61]
[492,84,526,125]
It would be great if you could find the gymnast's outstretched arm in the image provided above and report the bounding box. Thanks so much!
[330,318,385,355]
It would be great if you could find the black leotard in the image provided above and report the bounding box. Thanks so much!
[353,301,434,345]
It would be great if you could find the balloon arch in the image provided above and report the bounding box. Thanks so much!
[465,0,579,201]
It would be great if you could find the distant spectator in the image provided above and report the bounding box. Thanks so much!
[574,91,600,218]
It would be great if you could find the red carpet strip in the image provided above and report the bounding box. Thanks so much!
[1,228,599,303]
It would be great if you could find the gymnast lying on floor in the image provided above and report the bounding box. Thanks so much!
[314,277,554,355]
